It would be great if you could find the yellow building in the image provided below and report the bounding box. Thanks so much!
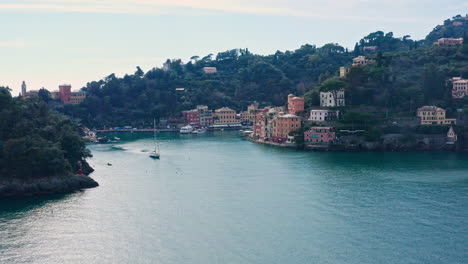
[70,92,87,105]
[214,107,238,125]
[417,106,456,125]
[339,67,350,78]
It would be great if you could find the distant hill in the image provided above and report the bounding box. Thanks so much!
[425,15,467,43]
[45,15,468,128]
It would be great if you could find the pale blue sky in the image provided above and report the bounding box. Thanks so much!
[0,0,464,95]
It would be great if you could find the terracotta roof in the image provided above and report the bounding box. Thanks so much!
[417,106,445,112]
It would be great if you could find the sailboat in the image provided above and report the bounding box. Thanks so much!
[149,119,160,159]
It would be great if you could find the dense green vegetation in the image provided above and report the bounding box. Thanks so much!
[0,87,91,179]
[50,15,466,128]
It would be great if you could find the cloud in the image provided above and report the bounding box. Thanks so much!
[0,40,30,48]
[0,0,439,23]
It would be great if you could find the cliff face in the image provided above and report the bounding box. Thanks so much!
[0,174,98,198]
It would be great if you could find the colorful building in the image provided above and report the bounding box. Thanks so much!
[352,56,372,67]
[452,79,468,99]
[304,127,335,144]
[320,89,345,107]
[70,91,87,105]
[240,102,259,124]
[214,107,238,125]
[271,114,302,143]
[59,84,72,103]
[287,94,305,115]
[339,67,350,78]
[309,110,340,122]
[202,67,217,74]
[434,38,463,46]
[182,109,201,125]
[417,106,456,125]
[197,105,213,127]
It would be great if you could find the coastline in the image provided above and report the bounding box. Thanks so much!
[248,137,468,152]
[0,174,98,198]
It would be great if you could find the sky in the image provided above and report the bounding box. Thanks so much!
[0,0,464,95]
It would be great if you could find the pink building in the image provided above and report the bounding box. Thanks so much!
[452,79,468,98]
[182,110,200,125]
[304,127,335,144]
[434,38,463,46]
[59,84,72,103]
[287,94,305,115]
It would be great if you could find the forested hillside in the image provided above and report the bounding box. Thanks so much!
[0,87,92,179]
[58,15,467,127]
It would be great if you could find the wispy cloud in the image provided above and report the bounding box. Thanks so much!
[0,39,30,48]
[0,0,437,23]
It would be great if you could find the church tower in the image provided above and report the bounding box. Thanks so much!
[21,81,27,97]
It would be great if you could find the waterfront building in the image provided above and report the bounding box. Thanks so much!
[309,110,340,122]
[240,102,259,124]
[287,94,305,115]
[452,79,468,98]
[320,89,345,107]
[253,107,282,140]
[433,38,463,46]
[197,105,214,127]
[417,106,456,125]
[339,67,350,78]
[446,126,457,144]
[271,114,302,143]
[183,109,201,125]
[352,56,372,67]
[214,107,238,125]
[304,127,335,144]
[202,67,217,74]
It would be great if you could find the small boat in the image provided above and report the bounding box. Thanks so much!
[150,119,160,159]
[197,129,206,134]
[180,125,194,134]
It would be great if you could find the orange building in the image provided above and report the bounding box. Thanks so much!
[287,94,304,115]
[272,114,302,143]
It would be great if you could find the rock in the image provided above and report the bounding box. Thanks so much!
[0,175,99,198]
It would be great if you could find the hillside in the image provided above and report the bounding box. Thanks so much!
[55,16,467,128]
[0,87,97,196]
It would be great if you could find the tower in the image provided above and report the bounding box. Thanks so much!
[21,81,27,97]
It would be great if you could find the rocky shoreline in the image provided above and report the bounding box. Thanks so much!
[0,174,99,198]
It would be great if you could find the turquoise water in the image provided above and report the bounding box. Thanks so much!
[1,132,467,264]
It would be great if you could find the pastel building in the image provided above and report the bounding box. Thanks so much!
[214,107,238,125]
[197,105,214,127]
[434,38,463,46]
[240,102,259,124]
[309,110,340,122]
[271,114,302,143]
[320,89,345,107]
[202,67,217,74]
[304,127,335,144]
[339,67,350,78]
[452,79,468,98]
[352,56,372,67]
[182,109,201,125]
[417,106,456,125]
[287,94,305,115]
